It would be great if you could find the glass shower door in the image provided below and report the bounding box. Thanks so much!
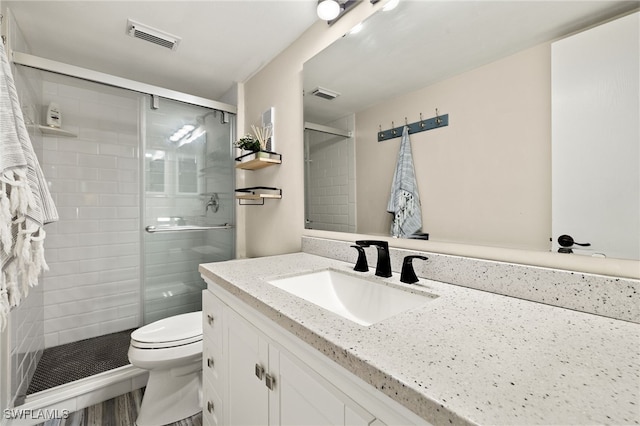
[143,97,235,324]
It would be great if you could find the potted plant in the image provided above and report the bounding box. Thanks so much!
[234,134,261,152]
[234,125,273,160]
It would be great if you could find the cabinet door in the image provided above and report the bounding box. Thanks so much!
[226,308,270,425]
[279,350,375,426]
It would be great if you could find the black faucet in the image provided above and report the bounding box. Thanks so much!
[350,245,369,272]
[400,255,428,284]
[355,240,392,277]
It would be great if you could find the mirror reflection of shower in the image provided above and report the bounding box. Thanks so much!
[304,119,356,233]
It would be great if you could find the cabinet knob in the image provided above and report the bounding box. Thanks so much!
[207,357,214,368]
[255,363,265,380]
[207,314,214,325]
[265,373,276,390]
[207,401,214,413]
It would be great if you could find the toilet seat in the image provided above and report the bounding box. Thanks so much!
[131,311,202,349]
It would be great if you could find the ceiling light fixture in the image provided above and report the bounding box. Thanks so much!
[317,0,341,21]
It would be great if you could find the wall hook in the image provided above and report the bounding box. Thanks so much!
[377,110,449,142]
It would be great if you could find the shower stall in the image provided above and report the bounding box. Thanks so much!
[8,63,236,406]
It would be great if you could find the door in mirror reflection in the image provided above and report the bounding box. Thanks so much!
[552,12,639,260]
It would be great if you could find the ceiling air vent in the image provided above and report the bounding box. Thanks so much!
[311,87,340,100]
[126,19,181,51]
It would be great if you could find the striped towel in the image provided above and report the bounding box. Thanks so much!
[0,41,58,330]
[386,126,422,238]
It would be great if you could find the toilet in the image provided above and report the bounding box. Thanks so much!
[128,311,203,426]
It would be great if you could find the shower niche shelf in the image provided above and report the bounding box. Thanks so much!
[37,125,77,138]
[235,150,281,170]
[235,187,282,205]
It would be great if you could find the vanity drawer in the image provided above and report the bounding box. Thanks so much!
[202,290,224,345]
[203,375,223,426]
[203,333,224,394]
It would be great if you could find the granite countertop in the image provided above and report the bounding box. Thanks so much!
[199,252,640,426]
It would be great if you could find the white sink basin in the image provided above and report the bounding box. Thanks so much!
[267,269,437,326]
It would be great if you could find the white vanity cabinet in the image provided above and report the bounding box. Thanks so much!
[201,285,412,426]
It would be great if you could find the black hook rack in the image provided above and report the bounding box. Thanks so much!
[378,109,449,142]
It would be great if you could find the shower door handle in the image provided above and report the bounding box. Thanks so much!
[145,224,234,233]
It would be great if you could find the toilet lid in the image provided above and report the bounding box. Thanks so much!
[131,311,202,349]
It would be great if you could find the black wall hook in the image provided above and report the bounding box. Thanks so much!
[378,111,449,142]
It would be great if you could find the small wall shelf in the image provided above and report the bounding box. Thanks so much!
[235,187,282,205]
[235,151,281,170]
[37,125,77,138]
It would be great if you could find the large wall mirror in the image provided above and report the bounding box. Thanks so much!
[303,1,639,261]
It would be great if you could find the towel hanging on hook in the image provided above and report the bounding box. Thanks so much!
[387,126,422,237]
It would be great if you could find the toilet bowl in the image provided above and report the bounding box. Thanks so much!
[128,311,203,426]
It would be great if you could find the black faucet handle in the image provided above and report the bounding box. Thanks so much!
[355,240,388,249]
[400,255,428,284]
[350,245,369,272]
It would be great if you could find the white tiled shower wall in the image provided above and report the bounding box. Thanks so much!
[306,115,356,232]
[40,73,141,348]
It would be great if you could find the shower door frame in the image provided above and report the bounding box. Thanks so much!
[12,51,236,114]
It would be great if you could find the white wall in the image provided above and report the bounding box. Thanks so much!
[242,2,383,258]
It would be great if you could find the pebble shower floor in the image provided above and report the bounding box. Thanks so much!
[27,329,133,395]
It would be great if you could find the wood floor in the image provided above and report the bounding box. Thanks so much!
[38,389,203,426]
